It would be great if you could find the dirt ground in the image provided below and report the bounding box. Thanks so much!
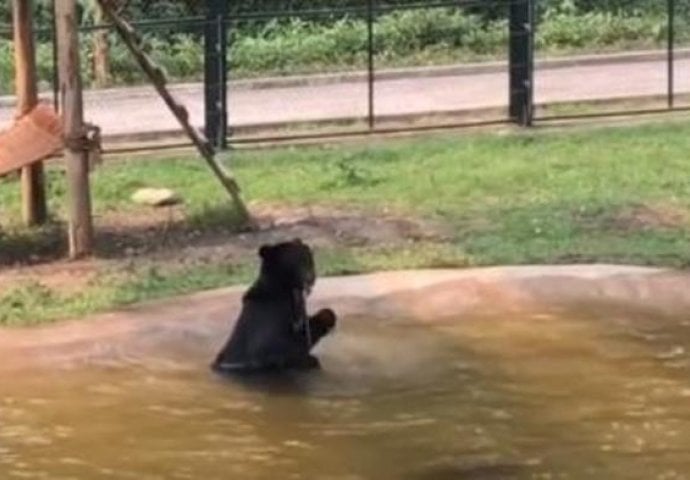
[571,201,690,233]
[0,202,452,294]
[4,198,685,296]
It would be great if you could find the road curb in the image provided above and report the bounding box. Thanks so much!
[94,92,690,149]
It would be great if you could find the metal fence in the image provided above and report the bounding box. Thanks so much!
[0,0,688,151]
[206,0,531,147]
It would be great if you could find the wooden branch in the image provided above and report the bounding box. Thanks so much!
[96,0,254,228]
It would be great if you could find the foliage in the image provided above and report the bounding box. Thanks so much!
[2,0,690,23]
[536,1,666,50]
[0,2,681,93]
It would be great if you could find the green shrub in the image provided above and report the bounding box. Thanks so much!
[536,0,667,51]
[0,5,684,95]
[0,40,12,93]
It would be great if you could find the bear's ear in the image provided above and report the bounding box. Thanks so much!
[259,244,272,259]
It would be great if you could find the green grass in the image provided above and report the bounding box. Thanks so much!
[2,119,690,325]
[0,243,470,326]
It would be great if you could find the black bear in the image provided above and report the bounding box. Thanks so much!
[212,238,336,373]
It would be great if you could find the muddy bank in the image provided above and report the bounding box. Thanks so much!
[2,265,689,372]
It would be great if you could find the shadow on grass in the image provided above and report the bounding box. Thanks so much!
[95,203,249,259]
[0,204,248,266]
[0,222,67,265]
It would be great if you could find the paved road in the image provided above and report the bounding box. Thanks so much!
[1,55,689,139]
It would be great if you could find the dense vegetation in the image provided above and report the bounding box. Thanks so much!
[2,0,690,23]
[0,0,688,93]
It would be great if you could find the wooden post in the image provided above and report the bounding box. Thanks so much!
[12,0,48,226]
[55,0,94,258]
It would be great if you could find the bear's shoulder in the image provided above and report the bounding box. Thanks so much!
[242,279,291,302]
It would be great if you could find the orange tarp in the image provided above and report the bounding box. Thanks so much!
[0,103,63,177]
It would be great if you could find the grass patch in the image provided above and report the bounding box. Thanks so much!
[0,243,469,326]
[2,119,690,325]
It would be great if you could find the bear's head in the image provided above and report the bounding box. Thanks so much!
[258,238,316,293]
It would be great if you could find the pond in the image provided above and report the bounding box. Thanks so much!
[2,303,689,479]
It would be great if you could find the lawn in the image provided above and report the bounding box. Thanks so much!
[1,119,690,325]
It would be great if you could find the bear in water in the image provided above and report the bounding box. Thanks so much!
[212,239,336,373]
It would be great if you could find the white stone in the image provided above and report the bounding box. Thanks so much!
[131,188,182,207]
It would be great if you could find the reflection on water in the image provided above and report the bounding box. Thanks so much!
[1,309,689,480]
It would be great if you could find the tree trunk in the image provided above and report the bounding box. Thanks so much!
[92,1,111,88]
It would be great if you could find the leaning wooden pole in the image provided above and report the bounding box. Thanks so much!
[96,0,254,227]
[12,0,48,226]
[55,0,94,258]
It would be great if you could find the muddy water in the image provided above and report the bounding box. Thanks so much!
[1,309,689,480]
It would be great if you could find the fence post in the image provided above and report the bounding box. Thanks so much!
[204,0,229,150]
[668,0,675,108]
[367,0,375,129]
[509,0,534,126]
